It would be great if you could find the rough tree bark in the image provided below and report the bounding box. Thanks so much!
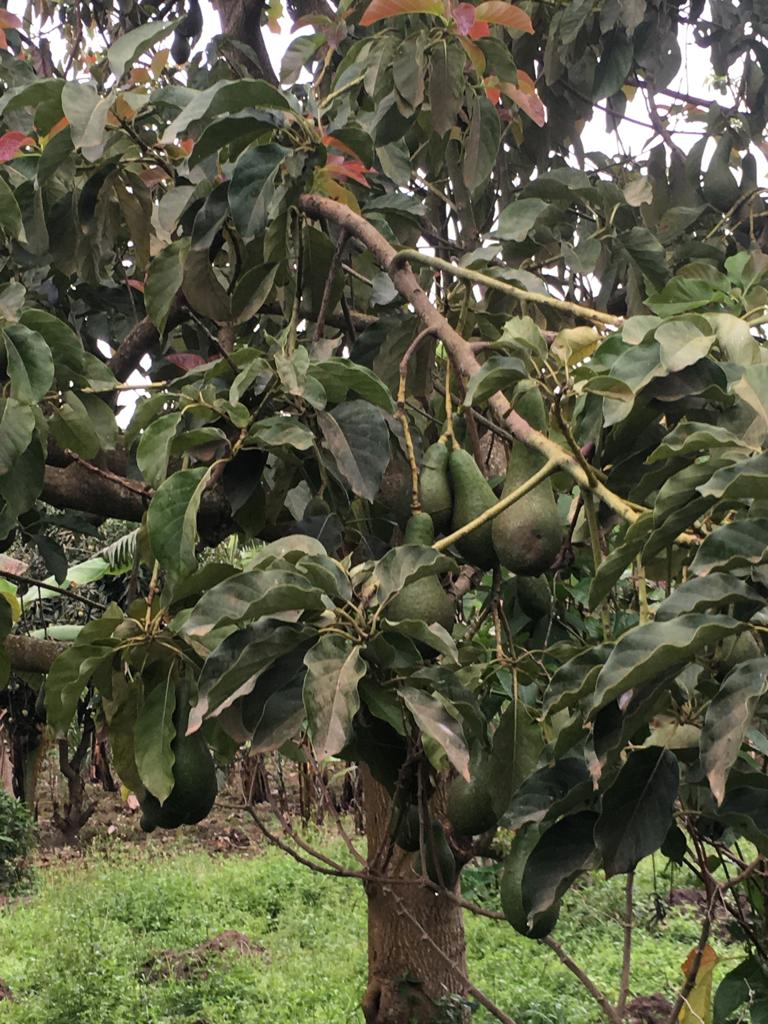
[362,768,467,1024]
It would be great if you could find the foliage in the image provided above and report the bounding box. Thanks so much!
[0,791,35,894]
[2,0,768,1015]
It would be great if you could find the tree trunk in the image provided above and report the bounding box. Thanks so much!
[362,767,468,1024]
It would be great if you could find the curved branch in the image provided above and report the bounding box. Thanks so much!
[298,194,640,527]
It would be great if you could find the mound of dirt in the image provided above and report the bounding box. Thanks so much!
[140,930,265,983]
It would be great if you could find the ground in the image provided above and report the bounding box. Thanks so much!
[0,778,721,1024]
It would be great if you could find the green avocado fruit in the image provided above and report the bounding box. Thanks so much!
[419,441,452,534]
[515,575,552,621]
[492,382,562,577]
[414,821,458,889]
[448,448,498,570]
[447,770,498,837]
[387,513,455,633]
[139,691,218,833]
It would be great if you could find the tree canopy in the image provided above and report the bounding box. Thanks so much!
[3,0,768,1019]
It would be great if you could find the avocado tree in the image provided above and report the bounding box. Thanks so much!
[3,0,768,1019]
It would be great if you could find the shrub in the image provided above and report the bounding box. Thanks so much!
[0,790,36,894]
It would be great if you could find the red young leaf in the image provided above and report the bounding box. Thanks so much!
[0,11,21,28]
[0,131,33,162]
[359,0,443,27]
[484,79,501,104]
[468,19,490,37]
[453,2,476,33]
[473,1,533,32]
[500,70,545,126]
[325,155,372,187]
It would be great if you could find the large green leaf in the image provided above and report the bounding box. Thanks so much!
[303,635,367,760]
[543,644,612,716]
[464,356,527,408]
[2,325,53,403]
[108,20,179,78]
[589,614,743,715]
[522,812,599,917]
[161,80,290,143]
[61,83,112,155]
[136,412,182,489]
[147,467,209,577]
[690,519,768,575]
[701,658,768,805]
[308,359,394,412]
[503,759,592,831]
[317,400,391,501]
[145,240,189,333]
[400,686,470,779]
[489,698,544,816]
[192,620,314,727]
[134,677,177,803]
[371,545,456,608]
[183,568,325,636]
[463,93,500,190]
[229,144,289,240]
[0,399,35,475]
[646,421,749,463]
[698,451,768,502]
[0,175,21,238]
[654,573,762,623]
[594,747,679,876]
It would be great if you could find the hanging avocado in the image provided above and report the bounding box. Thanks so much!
[702,133,741,212]
[447,761,498,837]
[386,513,455,633]
[389,801,424,852]
[492,381,562,576]
[413,821,458,888]
[140,686,218,833]
[419,441,452,533]
[448,448,498,570]
[515,575,552,621]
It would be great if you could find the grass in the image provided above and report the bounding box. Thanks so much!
[0,833,729,1024]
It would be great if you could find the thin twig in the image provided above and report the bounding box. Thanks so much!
[313,228,348,344]
[0,570,106,610]
[541,936,621,1024]
[618,870,634,1017]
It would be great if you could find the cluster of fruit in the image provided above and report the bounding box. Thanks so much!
[390,380,563,631]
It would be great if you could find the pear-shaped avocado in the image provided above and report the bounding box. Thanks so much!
[419,441,452,534]
[389,801,424,852]
[447,767,498,837]
[500,825,560,939]
[387,513,455,633]
[448,449,498,570]
[139,689,218,833]
[702,133,741,212]
[492,382,562,577]
[414,821,458,888]
[515,575,551,621]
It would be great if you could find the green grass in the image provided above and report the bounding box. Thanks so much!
[0,836,725,1023]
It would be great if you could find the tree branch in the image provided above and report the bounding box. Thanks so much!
[4,634,65,673]
[298,194,641,528]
